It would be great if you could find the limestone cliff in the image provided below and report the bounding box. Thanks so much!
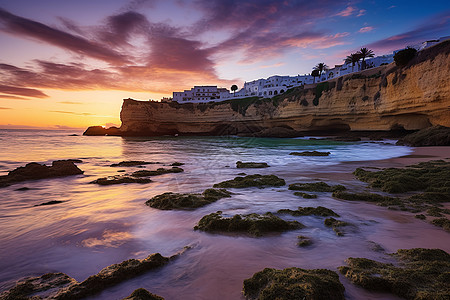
[111,41,450,136]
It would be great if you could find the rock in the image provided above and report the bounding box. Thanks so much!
[110,161,157,167]
[293,192,317,199]
[332,191,401,206]
[432,218,450,232]
[243,267,345,300]
[288,182,346,192]
[236,161,269,168]
[324,217,349,236]
[278,206,339,217]
[34,200,64,206]
[245,127,304,138]
[83,126,121,136]
[339,248,450,299]
[0,161,83,188]
[289,151,331,156]
[170,162,184,166]
[297,235,313,247]
[132,167,183,177]
[213,174,285,188]
[396,125,450,146]
[122,288,164,300]
[194,211,303,237]
[90,176,151,185]
[15,187,31,191]
[145,189,231,210]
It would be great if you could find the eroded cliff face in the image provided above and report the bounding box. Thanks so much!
[119,41,450,136]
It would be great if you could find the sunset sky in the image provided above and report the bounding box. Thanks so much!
[0,0,449,129]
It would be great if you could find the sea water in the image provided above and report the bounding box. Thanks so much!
[0,129,448,300]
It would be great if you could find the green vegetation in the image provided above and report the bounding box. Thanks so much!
[324,217,349,236]
[357,47,375,70]
[289,151,330,156]
[293,192,317,199]
[394,47,418,67]
[213,174,285,188]
[243,267,345,300]
[339,248,450,299]
[313,82,329,106]
[288,182,346,192]
[297,236,313,247]
[132,167,183,177]
[278,206,339,217]
[231,84,238,95]
[236,161,269,168]
[194,211,302,237]
[146,188,231,210]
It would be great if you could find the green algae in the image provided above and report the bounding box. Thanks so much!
[289,151,330,156]
[278,206,339,217]
[213,174,285,188]
[236,161,270,168]
[339,248,450,299]
[432,218,450,232]
[297,236,313,247]
[332,191,401,206]
[243,267,345,300]
[194,211,302,237]
[289,182,346,192]
[146,189,231,210]
[122,288,164,300]
[293,192,317,199]
[131,167,183,177]
[324,217,349,236]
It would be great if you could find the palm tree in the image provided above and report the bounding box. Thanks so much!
[311,69,320,83]
[345,53,361,72]
[231,84,238,96]
[314,62,329,80]
[356,48,374,70]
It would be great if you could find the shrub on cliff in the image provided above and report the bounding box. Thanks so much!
[394,47,417,67]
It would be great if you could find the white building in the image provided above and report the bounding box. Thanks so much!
[173,86,229,103]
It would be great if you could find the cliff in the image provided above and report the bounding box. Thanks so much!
[87,41,450,136]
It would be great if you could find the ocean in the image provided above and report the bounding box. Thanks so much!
[0,129,448,299]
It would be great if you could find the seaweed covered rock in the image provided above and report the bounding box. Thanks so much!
[194,211,302,237]
[110,161,157,167]
[324,217,349,236]
[396,125,450,146]
[289,151,331,156]
[278,206,339,217]
[0,272,77,300]
[293,192,317,199]
[289,182,346,192]
[353,160,450,194]
[213,174,285,188]
[132,167,183,177]
[339,248,450,299]
[54,253,169,300]
[243,267,345,300]
[332,191,401,206]
[146,189,231,210]
[90,176,151,185]
[122,288,164,300]
[236,161,269,168]
[297,236,313,247]
[0,160,83,188]
[432,218,450,231]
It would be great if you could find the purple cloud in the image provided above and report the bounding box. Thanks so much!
[0,84,48,98]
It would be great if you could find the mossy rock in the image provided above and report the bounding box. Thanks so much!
[324,217,349,236]
[213,174,285,188]
[122,288,164,300]
[278,206,339,217]
[353,160,450,194]
[194,211,302,237]
[432,218,450,232]
[243,267,345,300]
[339,248,450,299]
[236,161,270,168]
[90,176,151,185]
[293,192,317,199]
[332,191,401,206]
[289,182,346,192]
[132,167,183,177]
[289,151,330,156]
[396,126,450,146]
[146,189,231,210]
[297,236,313,247]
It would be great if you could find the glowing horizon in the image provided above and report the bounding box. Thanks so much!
[0,0,449,129]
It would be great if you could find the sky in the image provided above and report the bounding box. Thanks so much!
[0,0,449,129]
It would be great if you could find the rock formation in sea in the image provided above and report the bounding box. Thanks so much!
[84,40,450,137]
